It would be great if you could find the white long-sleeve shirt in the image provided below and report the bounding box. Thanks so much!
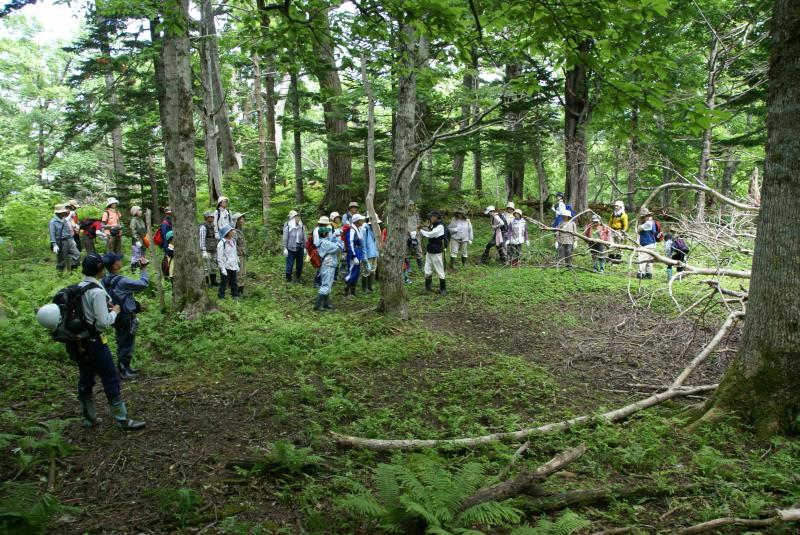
[419,225,444,239]
[447,218,473,242]
[216,238,239,274]
[213,208,232,239]
[79,277,117,331]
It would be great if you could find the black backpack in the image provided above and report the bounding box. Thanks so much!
[443,225,451,249]
[51,283,99,344]
[498,213,509,232]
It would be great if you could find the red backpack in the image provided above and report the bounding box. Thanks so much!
[654,220,664,242]
[306,234,321,269]
[153,227,164,247]
[340,224,351,253]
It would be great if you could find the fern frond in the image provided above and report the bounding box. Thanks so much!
[549,510,591,535]
[426,526,457,535]
[374,463,402,509]
[508,525,539,535]
[457,501,523,527]
[399,495,441,526]
[337,494,387,518]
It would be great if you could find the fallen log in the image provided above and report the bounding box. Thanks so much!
[330,384,716,451]
[520,483,691,513]
[678,508,800,534]
[460,444,586,511]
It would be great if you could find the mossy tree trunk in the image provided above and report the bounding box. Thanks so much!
[712,0,800,438]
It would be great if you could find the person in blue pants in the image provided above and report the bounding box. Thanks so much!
[343,214,366,298]
[314,225,344,311]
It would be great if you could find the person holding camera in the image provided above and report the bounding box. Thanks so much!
[102,197,123,254]
[101,253,150,380]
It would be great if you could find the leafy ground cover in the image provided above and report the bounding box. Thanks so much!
[1,223,796,535]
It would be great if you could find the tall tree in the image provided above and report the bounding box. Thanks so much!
[198,0,223,201]
[504,63,525,201]
[711,0,800,438]
[563,40,592,216]
[158,0,212,318]
[290,70,304,203]
[449,69,472,193]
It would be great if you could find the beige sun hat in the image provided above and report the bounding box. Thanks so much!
[329,211,341,220]
[130,205,142,216]
[506,201,515,209]
[106,197,119,207]
[513,208,522,216]
[54,203,68,214]
[66,199,80,209]
[318,216,331,225]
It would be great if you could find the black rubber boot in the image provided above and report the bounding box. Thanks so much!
[425,277,433,292]
[323,295,335,310]
[80,399,102,428]
[416,258,423,270]
[367,274,374,292]
[361,276,368,292]
[210,273,217,286]
[118,363,139,380]
[313,294,324,311]
[461,256,467,266]
[109,400,145,431]
[481,243,493,264]
[439,278,447,296]
[449,257,456,270]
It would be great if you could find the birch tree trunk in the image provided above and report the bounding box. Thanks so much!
[696,34,720,221]
[626,105,639,213]
[360,56,381,244]
[265,58,279,187]
[159,0,212,319]
[711,0,800,438]
[253,53,270,243]
[449,71,472,193]
[378,23,421,319]
[291,71,304,204]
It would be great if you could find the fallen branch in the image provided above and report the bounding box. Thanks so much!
[330,384,716,451]
[678,508,800,534]
[670,311,744,389]
[639,182,759,214]
[522,483,694,513]
[460,444,586,511]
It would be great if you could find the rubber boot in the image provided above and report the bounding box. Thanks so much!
[313,293,324,311]
[666,267,673,281]
[118,362,139,380]
[367,274,374,292]
[346,285,355,299]
[323,295,335,310]
[461,256,467,267]
[425,277,433,293]
[109,400,145,430]
[404,272,412,285]
[80,399,102,428]
[481,243,492,264]
[416,258,423,271]
[238,285,244,296]
[361,276,369,293]
[449,256,456,270]
[439,278,447,296]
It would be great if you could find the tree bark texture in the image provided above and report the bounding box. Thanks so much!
[291,71,304,204]
[159,0,212,319]
[253,53,270,237]
[449,71,472,193]
[198,0,223,202]
[626,105,639,213]
[201,0,239,176]
[720,149,740,197]
[360,56,380,241]
[378,23,420,320]
[472,51,482,192]
[713,0,800,438]
[564,41,592,216]
[311,7,352,211]
[264,57,279,187]
[504,63,525,202]
[697,33,721,220]
[532,138,549,220]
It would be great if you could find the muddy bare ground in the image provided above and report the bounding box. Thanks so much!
[41,294,741,534]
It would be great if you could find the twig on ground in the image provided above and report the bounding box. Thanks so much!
[678,508,800,534]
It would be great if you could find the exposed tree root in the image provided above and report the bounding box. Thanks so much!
[460,444,586,511]
[678,508,800,534]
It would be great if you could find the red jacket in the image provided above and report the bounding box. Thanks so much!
[583,223,611,242]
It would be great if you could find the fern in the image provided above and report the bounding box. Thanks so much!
[0,481,77,534]
[457,501,523,526]
[513,510,591,535]
[249,440,323,476]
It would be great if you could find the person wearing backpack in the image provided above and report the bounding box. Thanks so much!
[102,198,123,254]
[79,218,103,255]
[343,214,366,298]
[157,207,173,251]
[214,196,233,239]
[199,211,218,287]
[480,206,508,265]
[217,226,240,299]
[419,210,448,296]
[314,225,344,311]
[361,215,381,294]
[447,209,473,269]
[65,199,82,253]
[507,209,529,267]
[342,201,360,227]
[129,206,147,272]
[50,204,81,273]
[282,210,306,284]
[665,231,689,281]
[233,213,248,296]
[101,253,149,380]
[608,200,629,264]
[636,209,662,280]
[75,254,145,429]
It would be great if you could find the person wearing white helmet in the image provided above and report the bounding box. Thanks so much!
[49,203,80,273]
[213,196,233,239]
[199,210,218,286]
[282,210,307,283]
[343,214,366,297]
[101,198,123,254]
[608,200,628,264]
[556,210,577,268]
[480,206,508,265]
[129,206,147,272]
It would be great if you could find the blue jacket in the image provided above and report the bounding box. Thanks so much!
[362,225,379,259]
[102,270,149,314]
[638,221,659,246]
[345,226,365,261]
[318,236,343,267]
[159,217,173,250]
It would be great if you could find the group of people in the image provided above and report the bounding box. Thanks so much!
[480,201,531,266]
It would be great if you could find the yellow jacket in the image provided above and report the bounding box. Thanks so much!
[608,212,628,232]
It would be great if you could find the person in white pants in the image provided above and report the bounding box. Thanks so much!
[419,210,448,295]
[447,209,473,269]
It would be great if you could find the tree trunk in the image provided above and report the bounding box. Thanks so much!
[504,63,525,202]
[378,23,421,319]
[472,51,482,192]
[253,53,271,241]
[291,71,304,204]
[198,0,223,202]
[158,0,213,319]
[96,7,128,205]
[264,57,279,187]
[712,0,800,438]
[564,41,592,216]
[626,105,639,213]
[697,33,720,221]
[311,6,351,210]
[720,149,740,197]
[449,71,473,193]
[360,55,381,245]
[201,0,238,176]
[532,138,549,220]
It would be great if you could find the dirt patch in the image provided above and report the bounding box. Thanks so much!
[427,296,741,412]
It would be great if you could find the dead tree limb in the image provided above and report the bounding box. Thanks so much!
[639,182,759,214]
[678,508,800,534]
[460,444,586,511]
[523,483,695,513]
[670,311,744,389]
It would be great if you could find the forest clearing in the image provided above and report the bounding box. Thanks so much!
[0,0,798,534]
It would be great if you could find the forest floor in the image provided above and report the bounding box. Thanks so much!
[1,237,798,535]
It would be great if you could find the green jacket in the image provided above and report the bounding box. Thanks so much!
[130,217,147,242]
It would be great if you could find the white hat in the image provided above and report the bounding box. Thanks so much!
[318,216,331,225]
[614,200,624,207]
[351,214,365,224]
[513,208,522,216]
[348,201,359,209]
[130,206,142,216]
[591,214,601,222]
[506,202,515,209]
[562,210,573,217]
[287,210,299,219]
[484,205,496,214]
[217,196,229,205]
[106,197,119,207]
[329,211,341,220]
[367,214,383,224]
[203,210,214,218]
